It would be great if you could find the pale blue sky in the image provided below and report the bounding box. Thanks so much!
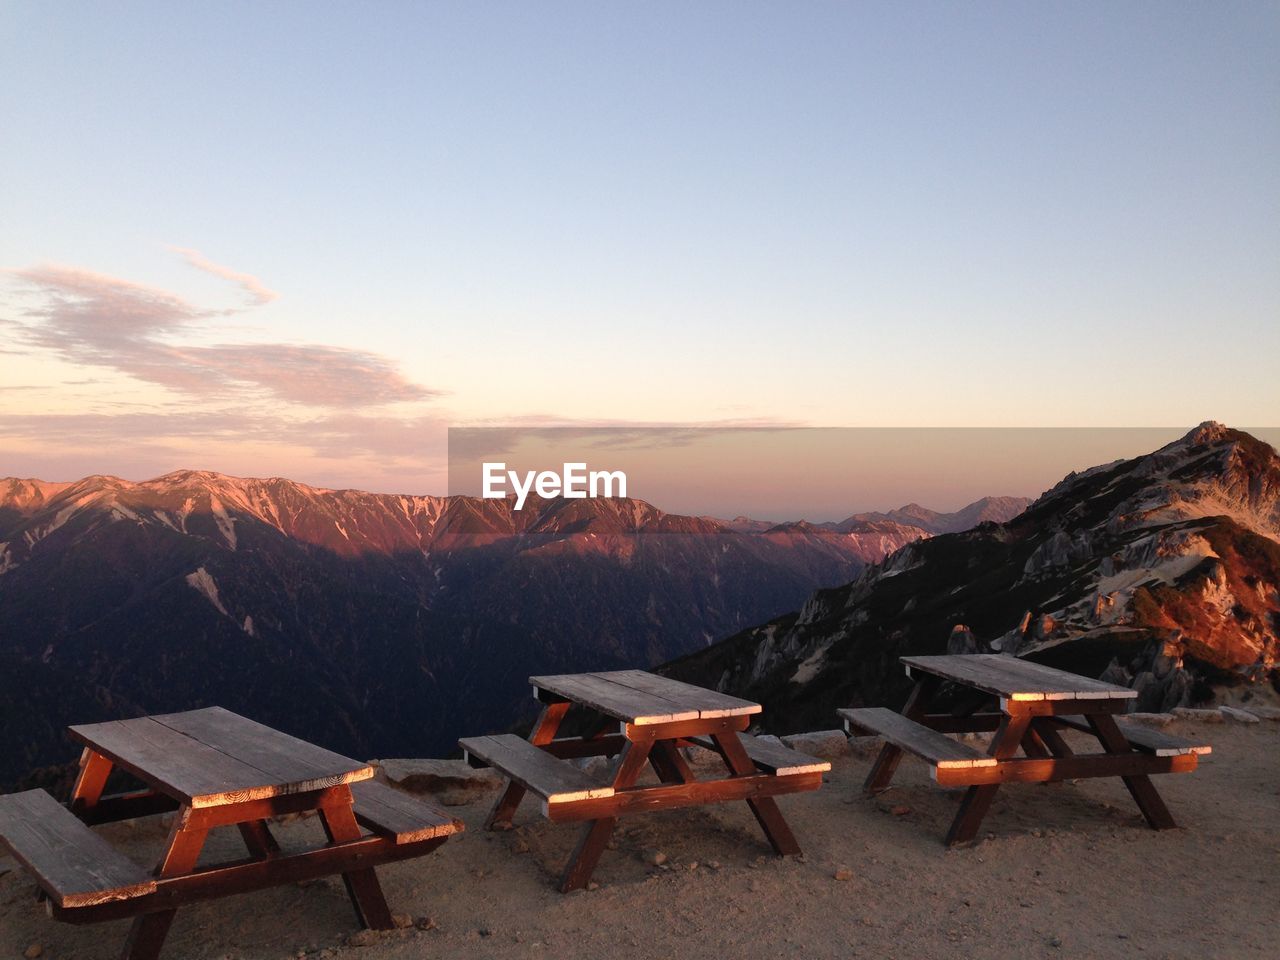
[1,3,1276,494]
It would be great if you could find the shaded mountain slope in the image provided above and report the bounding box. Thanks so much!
[0,472,971,787]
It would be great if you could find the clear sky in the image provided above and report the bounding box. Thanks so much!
[1,3,1277,500]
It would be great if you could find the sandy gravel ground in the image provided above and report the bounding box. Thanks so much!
[2,717,1276,960]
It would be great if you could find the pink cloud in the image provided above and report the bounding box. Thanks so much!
[4,261,438,409]
[0,409,450,494]
[169,245,279,306]
[182,344,435,406]
[9,264,200,338]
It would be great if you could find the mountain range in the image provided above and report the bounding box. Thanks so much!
[663,423,1280,730]
[0,470,1025,788]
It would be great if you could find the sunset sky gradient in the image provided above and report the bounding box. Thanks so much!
[2,3,1276,503]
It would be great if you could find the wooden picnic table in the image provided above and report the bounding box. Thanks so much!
[840,654,1210,845]
[0,707,462,960]
[460,669,828,891]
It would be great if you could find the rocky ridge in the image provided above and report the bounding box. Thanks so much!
[663,423,1280,729]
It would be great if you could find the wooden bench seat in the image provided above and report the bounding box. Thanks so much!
[459,735,615,805]
[0,789,156,909]
[1052,716,1212,757]
[686,734,830,775]
[839,707,997,772]
[350,781,464,844]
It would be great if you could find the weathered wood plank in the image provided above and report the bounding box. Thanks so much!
[839,707,996,769]
[531,670,760,724]
[932,751,1199,787]
[688,734,830,775]
[1000,697,1132,717]
[601,670,761,719]
[0,789,156,909]
[620,714,751,741]
[1052,716,1212,756]
[459,735,614,803]
[351,781,464,844]
[981,655,1136,700]
[70,710,370,808]
[902,654,1135,701]
[530,672,699,724]
[68,718,270,808]
[543,770,823,821]
[57,834,449,927]
[154,707,370,793]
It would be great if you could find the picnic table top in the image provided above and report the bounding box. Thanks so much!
[901,654,1137,703]
[69,706,373,808]
[529,669,761,725]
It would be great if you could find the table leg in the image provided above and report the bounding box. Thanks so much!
[69,748,113,815]
[121,813,209,960]
[648,740,695,784]
[320,798,394,929]
[487,700,570,830]
[1035,720,1074,759]
[238,819,281,858]
[865,676,936,794]
[1020,726,1052,759]
[945,714,1030,846]
[713,731,801,856]
[558,733,654,892]
[585,712,617,740]
[1033,719,1074,784]
[560,817,617,892]
[1087,714,1177,830]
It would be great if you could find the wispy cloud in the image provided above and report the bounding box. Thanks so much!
[183,344,432,406]
[0,408,450,493]
[4,259,438,409]
[169,245,279,306]
[446,416,809,459]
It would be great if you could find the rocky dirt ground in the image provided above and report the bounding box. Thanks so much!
[2,715,1276,960]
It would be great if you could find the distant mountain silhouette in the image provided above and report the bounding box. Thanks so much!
[823,495,1031,535]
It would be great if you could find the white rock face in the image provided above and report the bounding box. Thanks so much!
[1172,707,1226,723]
[184,567,228,616]
[1219,705,1261,724]
[375,758,502,794]
[780,730,850,759]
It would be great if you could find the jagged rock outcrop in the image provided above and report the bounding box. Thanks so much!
[663,424,1280,734]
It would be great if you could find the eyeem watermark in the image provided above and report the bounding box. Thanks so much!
[482,462,627,510]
